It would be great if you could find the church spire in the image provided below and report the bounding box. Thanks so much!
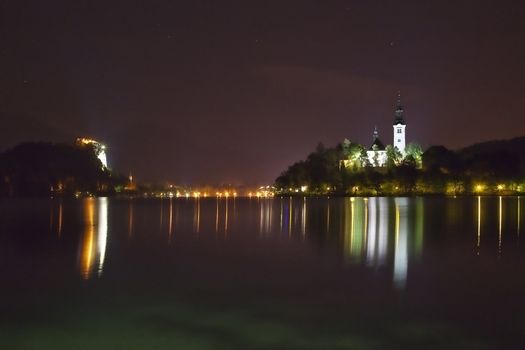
[393,91,405,125]
[392,91,407,154]
[373,125,379,140]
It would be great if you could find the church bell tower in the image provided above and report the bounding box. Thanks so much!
[393,93,406,154]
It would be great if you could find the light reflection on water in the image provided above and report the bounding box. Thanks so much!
[79,198,108,280]
[70,196,523,286]
[3,196,524,348]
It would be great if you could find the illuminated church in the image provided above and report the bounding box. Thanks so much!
[365,95,407,167]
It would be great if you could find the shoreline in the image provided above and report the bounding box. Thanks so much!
[2,193,523,200]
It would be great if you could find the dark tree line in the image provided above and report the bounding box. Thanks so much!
[0,142,125,197]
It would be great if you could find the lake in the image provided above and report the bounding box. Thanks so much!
[0,196,524,349]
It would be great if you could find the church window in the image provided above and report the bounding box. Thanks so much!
[397,129,402,133]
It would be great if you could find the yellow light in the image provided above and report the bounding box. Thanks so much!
[497,184,504,191]
[475,184,484,192]
[300,185,308,192]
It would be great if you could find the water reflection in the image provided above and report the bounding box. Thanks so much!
[225,197,229,234]
[169,198,173,241]
[215,198,219,233]
[288,197,292,236]
[97,198,108,276]
[477,196,481,255]
[57,200,63,238]
[499,196,503,255]
[79,198,109,279]
[259,198,273,235]
[193,198,200,233]
[341,197,420,289]
[49,199,63,238]
[475,196,524,255]
[326,200,330,233]
[364,197,389,267]
[128,200,133,237]
[518,196,521,241]
[80,199,95,279]
[301,197,306,237]
[414,197,423,260]
[377,198,389,266]
[393,198,408,290]
[75,196,523,287]
[344,198,365,262]
[160,198,164,229]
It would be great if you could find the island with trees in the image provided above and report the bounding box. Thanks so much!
[274,136,525,196]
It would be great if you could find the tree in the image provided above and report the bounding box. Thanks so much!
[405,143,423,168]
[422,145,460,173]
[360,148,371,168]
[0,142,117,197]
[386,145,402,168]
[340,139,352,158]
[394,161,419,192]
[341,141,366,170]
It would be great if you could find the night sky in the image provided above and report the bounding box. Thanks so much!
[2,0,525,185]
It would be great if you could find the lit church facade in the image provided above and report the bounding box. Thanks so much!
[343,95,407,168]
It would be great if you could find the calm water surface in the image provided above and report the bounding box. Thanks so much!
[1,196,524,349]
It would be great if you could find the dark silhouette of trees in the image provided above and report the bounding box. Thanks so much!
[423,146,461,174]
[275,142,343,193]
[0,142,120,197]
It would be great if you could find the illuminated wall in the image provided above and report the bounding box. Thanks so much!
[76,138,108,169]
[366,150,387,167]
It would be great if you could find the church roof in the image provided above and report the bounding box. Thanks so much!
[393,92,406,125]
[369,137,386,151]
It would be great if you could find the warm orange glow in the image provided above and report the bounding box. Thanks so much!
[57,200,63,238]
[128,201,133,237]
[81,199,95,280]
